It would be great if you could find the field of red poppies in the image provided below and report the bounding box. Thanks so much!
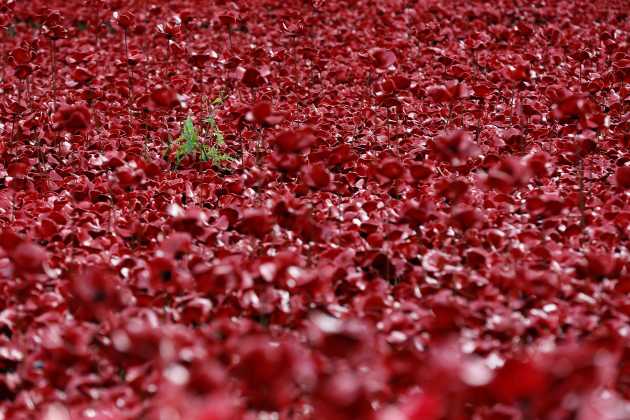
[1,0,630,418]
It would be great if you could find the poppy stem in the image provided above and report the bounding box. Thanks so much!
[510,84,517,124]
[10,196,15,223]
[446,102,453,129]
[197,67,203,96]
[578,157,586,227]
[621,80,626,115]
[524,115,530,154]
[124,30,133,127]
[10,113,16,145]
[95,10,101,48]
[241,132,246,168]
[474,99,483,143]
[38,138,45,165]
[0,47,4,82]
[109,191,115,234]
[255,126,264,167]
[293,35,300,95]
[50,38,57,113]
[26,77,31,106]
[387,107,391,143]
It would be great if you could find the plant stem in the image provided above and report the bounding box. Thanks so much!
[26,77,31,106]
[510,84,517,124]
[293,35,301,99]
[95,8,101,48]
[10,113,16,145]
[255,126,264,167]
[446,102,454,129]
[387,107,391,142]
[197,67,203,96]
[622,80,626,115]
[10,195,16,223]
[474,99,484,143]
[50,38,57,113]
[578,157,586,227]
[123,30,133,127]
[1,47,4,82]
[109,191,115,233]
[241,138,246,167]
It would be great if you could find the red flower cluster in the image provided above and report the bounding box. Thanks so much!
[1,0,630,419]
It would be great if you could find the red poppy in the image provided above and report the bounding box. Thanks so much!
[54,104,91,131]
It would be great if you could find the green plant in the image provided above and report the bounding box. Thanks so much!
[205,112,225,146]
[172,115,231,167]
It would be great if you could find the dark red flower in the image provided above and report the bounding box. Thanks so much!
[303,162,332,189]
[188,52,212,68]
[114,10,135,30]
[149,256,178,291]
[42,24,68,40]
[233,337,314,411]
[7,47,31,66]
[13,64,35,79]
[370,48,396,69]
[241,67,265,88]
[489,358,548,403]
[54,104,91,131]
[218,14,237,28]
[503,60,531,83]
[378,158,404,179]
[70,66,94,83]
[10,242,47,274]
[245,102,283,125]
[237,209,274,238]
[449,204,482,230]
[7,162,29,177]
[427,81,469,103]
[273,128,316,153]
[430,130,480,165]
[484,157,530,192]
[71,265,126,315]
[150,86,179,109]
[616,166,630,188]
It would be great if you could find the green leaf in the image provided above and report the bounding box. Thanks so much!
[212,97,223,105]
[168,113,233,169]
[182,117,197,143]
[214,129,225,145]
[205,114,225,145]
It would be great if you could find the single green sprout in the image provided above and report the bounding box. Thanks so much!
[173,116,232,167]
